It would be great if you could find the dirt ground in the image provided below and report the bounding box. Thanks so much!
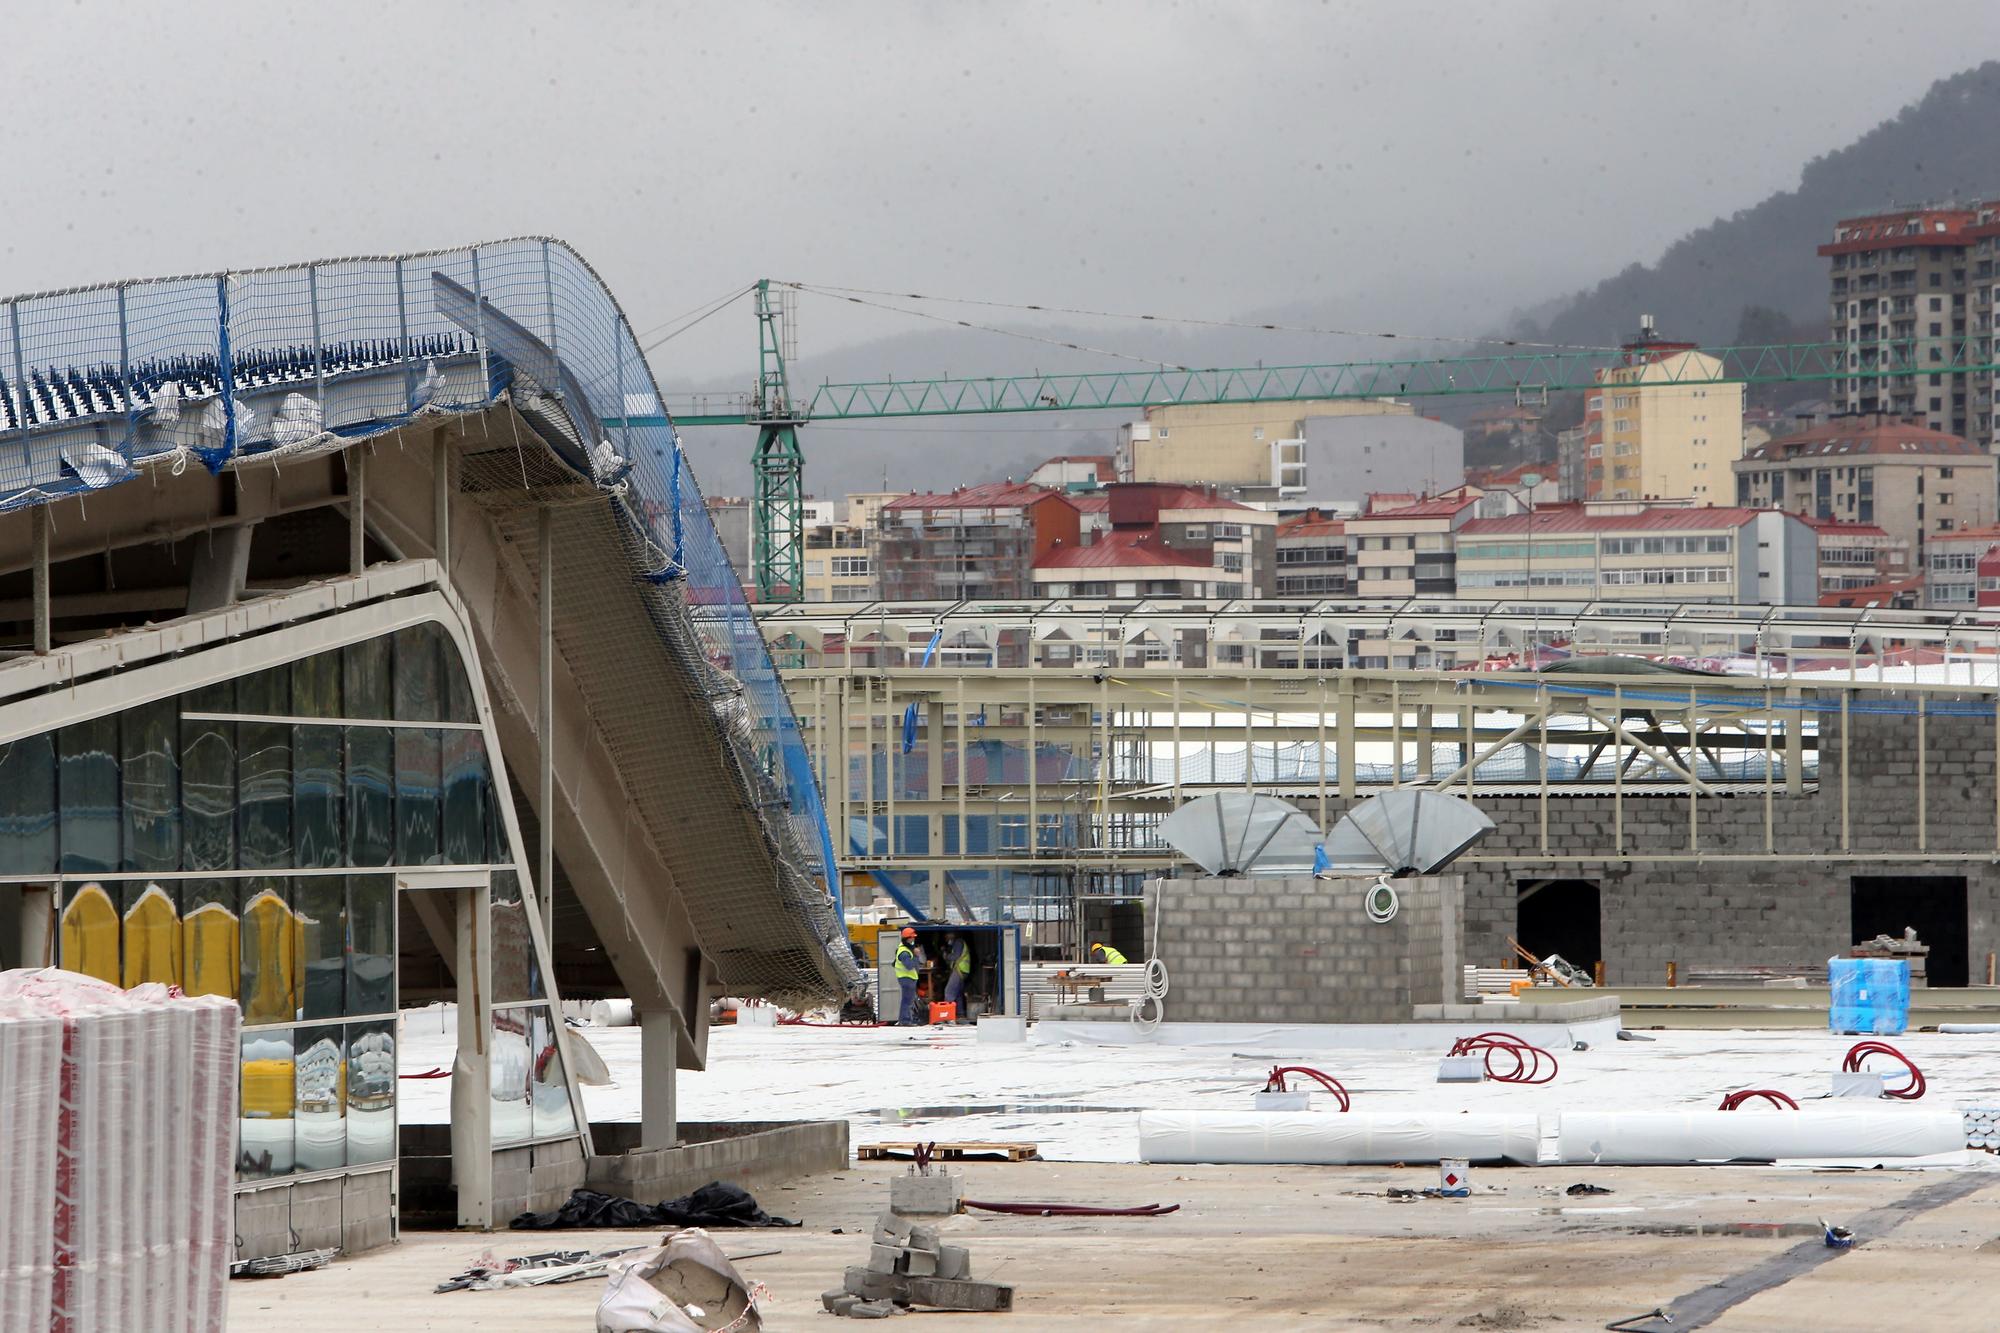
[226,1159,2000,1330]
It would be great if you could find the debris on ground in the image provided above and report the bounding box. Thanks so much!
[598,1228,765,1331]
[510,1182,799,1230]
[823,1211,1014,1316]
[232,1248,338,1278]
[436,1246,642,1292]
[1566,1182,1615,1196]
[963,1199,1178,1217]
[1821,1217,1856,1249]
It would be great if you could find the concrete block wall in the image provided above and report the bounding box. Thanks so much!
[586,1119,848,1202]
[1296,697,2000,986]
[233,1166,397,1262]
[1151,875,1463,1023]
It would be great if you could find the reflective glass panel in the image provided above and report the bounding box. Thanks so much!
[119,881,181,987]
[58,882,120,983]
[179,685,236,873]
[344,726,393,866]
[345,1022,396,1165]
[342,637,392,721]
[292,652,344,869]
[393,624,442,724]
[440,729,488,865]
[441,630,478,724]
[239,879,297,1025]
[395,728,441,865]
[236,668,291,870]
[347,875,395,1015]
[239,1029,294,1181]
[529,1007,576,1140]
[293,1024,346,1173]
[295,876,347,1020]
[58,715,120,873]
[180,880,239,1000]
[0,733,57,875]
[490,870,535,1003]
[491,1007,533,1147]
[120,697,179,873]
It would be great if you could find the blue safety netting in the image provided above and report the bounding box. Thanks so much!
[0,238,846,985]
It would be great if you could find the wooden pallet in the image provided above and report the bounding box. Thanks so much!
[857,1141,1041,1163]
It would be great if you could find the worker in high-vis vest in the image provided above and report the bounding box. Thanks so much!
[942,932,972,1017]
[1088,941,1128,967]
[893,926,922,1025]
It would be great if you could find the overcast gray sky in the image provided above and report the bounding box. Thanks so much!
[4,0,1997,393]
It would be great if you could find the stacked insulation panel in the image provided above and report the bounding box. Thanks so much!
[0,969,239,1333]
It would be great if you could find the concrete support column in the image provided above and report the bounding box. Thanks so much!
[433,427,452,574]
[538,508,556,945]
[348,448,366,575]
[30,506,49,655]
[639,1009,679,1149]
[448,884,494,1229]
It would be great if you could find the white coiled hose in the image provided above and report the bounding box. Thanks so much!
[1132,883,1171,1031]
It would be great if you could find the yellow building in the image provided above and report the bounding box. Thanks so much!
[1116,400,1413,492]
[1588,345,1743,504]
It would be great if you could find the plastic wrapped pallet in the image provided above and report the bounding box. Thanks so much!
[0,1003,61,1330]
[0,969,239,1333]
[1138,1110,1542,1166]
[1827,957,1910,1035]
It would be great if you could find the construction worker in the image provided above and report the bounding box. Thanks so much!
[942,932,972,1017]
[1088,941,1129,967]
[893,926,922,1025]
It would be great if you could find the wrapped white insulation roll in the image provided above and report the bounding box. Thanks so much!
[1555,1107,1966,1165]
[1139,1111,1542,1166]
[590,998,636,1027]
[1138,1106,1966,1167]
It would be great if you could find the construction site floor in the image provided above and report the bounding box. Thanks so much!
[227,1157,2000,1329]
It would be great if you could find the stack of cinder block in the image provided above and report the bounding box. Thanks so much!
[822,1211,1013,1317]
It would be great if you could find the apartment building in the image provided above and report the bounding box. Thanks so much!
[1454,507,1815,604]
[876,482,1081,600]
[1921,523,2000,608]
[1731,413,1994,568]
[1033,531,1240,599]
[1819,204,1981,439]
[1115,399,1412,492]
[801,518,874,602]
[1274,510,1348,597]
[1803,517,1909,597]
[1343,494,1477,598]
[1582,322,1744,503]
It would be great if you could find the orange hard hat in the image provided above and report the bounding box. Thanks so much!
[901,926,917,940]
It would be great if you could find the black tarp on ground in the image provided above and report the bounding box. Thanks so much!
[509,1182,800,1230]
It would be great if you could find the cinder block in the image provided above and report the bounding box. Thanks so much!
[868,1243,904,1274]
[890,1171,962,1216]
[907,1223,941,1252]
[904,1248,938,1277]
[844,1267,904,1302]
[936,1245,971,1281]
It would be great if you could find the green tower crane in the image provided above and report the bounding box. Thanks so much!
[749,279,805,603]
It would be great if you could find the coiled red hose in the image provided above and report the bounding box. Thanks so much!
[1718,1088,1799,1110]
[1447,1031,1558,1084]
[1842,1040,1926,1099]
[1263,1065,1351,1111]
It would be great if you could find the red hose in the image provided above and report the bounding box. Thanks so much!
[963,1200,1179,1217]
[1263,1065,1351,1111]
[1447,1031,1558,1084]
[399,1067,450,1080]
[1842,1040,1926,1100]
[1718,1089,1799,1110]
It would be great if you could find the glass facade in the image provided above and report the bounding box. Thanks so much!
[0,619,576,1190]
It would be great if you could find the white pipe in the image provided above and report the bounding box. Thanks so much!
[1139,1111,1541,1166]
[1556,1108,1965,1165]
[1139,1106,1965,1167]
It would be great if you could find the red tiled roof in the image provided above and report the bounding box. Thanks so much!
[1801,517,1890,538]
[1818,575,1925,607]
[1033,529,1210,571]
[1461,506,1771,536]
[1926,523,2000,544]
[1351,494,1479,522]
[883,481,1070,512]
[1278,509,1345,540]
[1741,416,1982,462]
[1818,206,1979,256]
[1071,493,1111,513]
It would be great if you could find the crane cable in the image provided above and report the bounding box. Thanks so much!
[785,283,1195,371]
[782,280,1625,354]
